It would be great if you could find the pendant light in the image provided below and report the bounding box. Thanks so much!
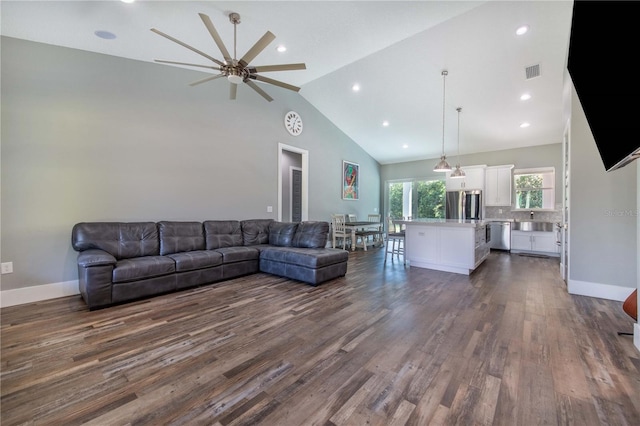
[450,107,466,179]
[434,70,452,172]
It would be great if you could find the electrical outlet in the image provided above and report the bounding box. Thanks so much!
[1,262,13,274]
[267,206,273,213]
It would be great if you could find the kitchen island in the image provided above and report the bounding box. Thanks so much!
[395,219,489,275]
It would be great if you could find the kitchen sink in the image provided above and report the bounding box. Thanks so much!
[511,221,555,232]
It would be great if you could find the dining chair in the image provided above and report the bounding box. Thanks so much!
[384,216,405,264]
[331,214,349,250]
[367,213,383,244]
[347,214,357,222]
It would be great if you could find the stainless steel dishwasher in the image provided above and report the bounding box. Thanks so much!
[488,221,511,251]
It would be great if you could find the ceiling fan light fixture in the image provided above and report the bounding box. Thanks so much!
[434,70,452,172]
[227,75,243,85]
[151,12,305,102]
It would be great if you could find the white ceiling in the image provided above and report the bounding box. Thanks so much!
[1,0,574,165]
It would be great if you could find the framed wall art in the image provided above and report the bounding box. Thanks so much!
[342,160,359,200]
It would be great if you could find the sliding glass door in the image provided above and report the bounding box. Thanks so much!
[387,179,445,220]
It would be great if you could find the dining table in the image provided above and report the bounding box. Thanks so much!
[344,221,383,251]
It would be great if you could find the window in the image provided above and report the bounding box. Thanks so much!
[388,179,445,219]
[513,167,555,210]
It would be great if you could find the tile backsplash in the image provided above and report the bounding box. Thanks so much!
[485,206,562,223]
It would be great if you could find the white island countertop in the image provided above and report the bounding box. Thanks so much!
[394,218,487,228]
[399,219,490,275]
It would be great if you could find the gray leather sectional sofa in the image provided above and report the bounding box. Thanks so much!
[71,219,348,310]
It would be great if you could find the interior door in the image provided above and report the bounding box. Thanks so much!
[278,144,308,222]
[290,167,302,223]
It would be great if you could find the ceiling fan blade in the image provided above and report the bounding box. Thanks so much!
[251,63,307,73]
[238,31,276,67]
[230,83,238,100]
[252,74,301,92]
[198,13,233,63]
[245,80,274,102]
[150,28,225,67]
[189,74,225,87]
[155,59,221,71]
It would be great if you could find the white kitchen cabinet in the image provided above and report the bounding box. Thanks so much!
[510,230,559,255]
[445,165,486,191]
[485,165,514,206]
[403,221,489,275]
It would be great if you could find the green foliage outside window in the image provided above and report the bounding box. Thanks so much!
[515,174,543,209]
[389,183,404,219]
[388,180,445,219]
[415,180,445,218]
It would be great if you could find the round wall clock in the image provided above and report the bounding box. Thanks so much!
[284,111,303,136]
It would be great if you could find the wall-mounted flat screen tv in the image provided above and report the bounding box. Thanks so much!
[568,1,640,172]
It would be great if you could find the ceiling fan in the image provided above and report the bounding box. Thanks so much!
[151,12,306,102]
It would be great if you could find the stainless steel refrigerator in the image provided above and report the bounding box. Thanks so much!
[445,190,482,220]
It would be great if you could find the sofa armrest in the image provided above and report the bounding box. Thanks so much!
[77,250,116,309]
[78,249,116,268]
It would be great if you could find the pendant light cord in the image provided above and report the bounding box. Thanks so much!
[441,71,448,156]
[441,73,446,155]
[457,107,461,162]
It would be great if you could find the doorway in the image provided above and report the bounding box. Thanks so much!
[290,167,302,223]
[278,143,308,222]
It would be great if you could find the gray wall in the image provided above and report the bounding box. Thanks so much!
[0,37,381,291]
[569,87,637,289]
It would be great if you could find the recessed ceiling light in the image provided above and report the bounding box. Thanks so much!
[94,30,117,40]
[276,45,287,53]
[382,120,390,127]
[121,0,135,3]
[516,25,529,36]
[351,83,360,92]
[520,93,531,101]
[402,144,409,149]
[520,122,531,128]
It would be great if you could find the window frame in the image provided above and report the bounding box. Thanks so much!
[512,167,556,211]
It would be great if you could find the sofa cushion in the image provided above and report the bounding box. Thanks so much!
[158,221,205,255]
[241,219,274,246]
[260,247,348,268]
[72,222,159,260]
[215,246,260,263]
[268,222,299,247]
[291,221,329,248]
[204,220,243,249]
[166,250,223,272]
[112,256,175,283]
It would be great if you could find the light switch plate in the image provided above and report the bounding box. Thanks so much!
[1,262,13,274]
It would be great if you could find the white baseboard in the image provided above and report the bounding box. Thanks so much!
[567,279,634,302]
[0,280,80,308]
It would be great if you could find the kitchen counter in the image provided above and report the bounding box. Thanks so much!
[400,219,490,275]
[394,218,487,228]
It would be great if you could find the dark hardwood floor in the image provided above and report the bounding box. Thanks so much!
[1,249,639,425]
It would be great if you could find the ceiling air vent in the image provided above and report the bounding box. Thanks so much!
[525,64,540,79]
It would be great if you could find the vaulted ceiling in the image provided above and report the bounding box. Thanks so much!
[1,1,574,164]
